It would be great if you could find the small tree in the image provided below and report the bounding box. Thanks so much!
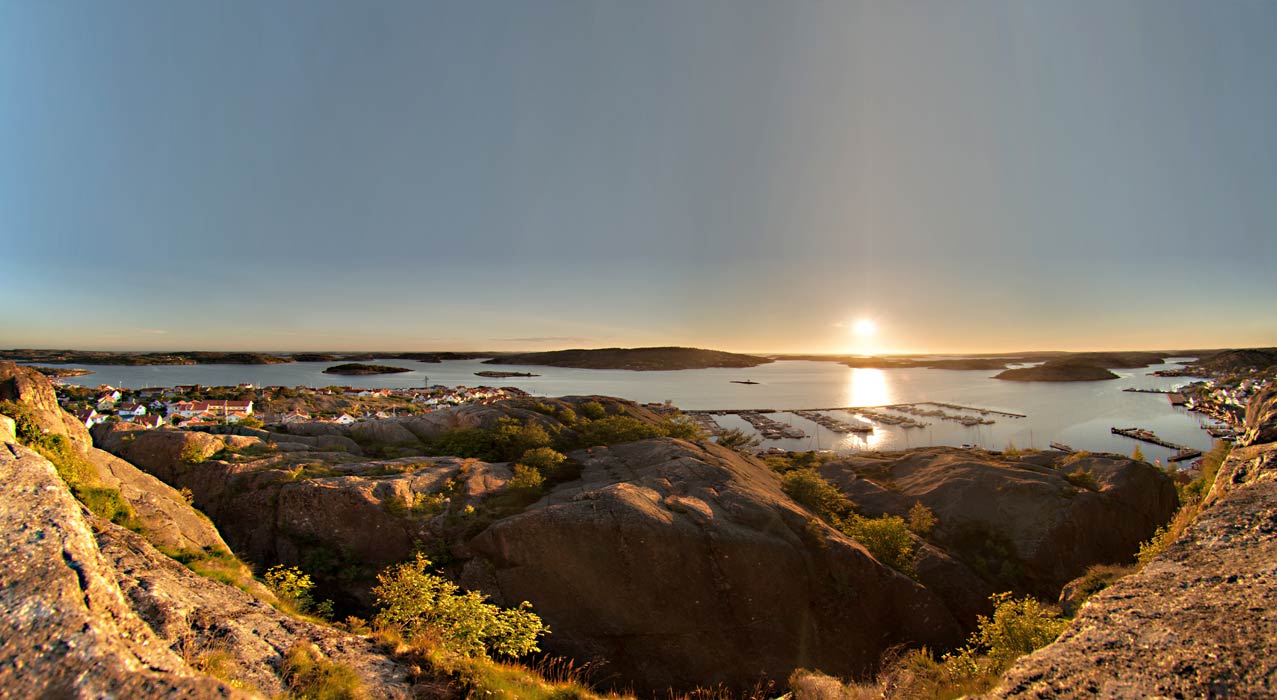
[1131,444,1145,462]
[265,565,333,619]
[908,501,938,536]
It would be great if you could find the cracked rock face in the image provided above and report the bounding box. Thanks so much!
[0,440,246,699]
[462,438,965,694]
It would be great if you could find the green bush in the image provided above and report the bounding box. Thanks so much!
[843,513,917,575]
[1065,467,1100,491]
[507,464,546,495]
[659,414,705,440]
[180,441,208,464]
[963,592,1069,667]
[715,428,760,450]
[781,469,853,521]
[515,447,566,475]
[373,553,546,658]
[578,401,607,420]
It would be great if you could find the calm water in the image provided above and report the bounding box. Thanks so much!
[42,358,1215,465]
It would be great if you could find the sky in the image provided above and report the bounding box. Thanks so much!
[2,0,1275,355]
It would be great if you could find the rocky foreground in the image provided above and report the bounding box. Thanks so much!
[980,385,1277,699]
[3,357,1238,697]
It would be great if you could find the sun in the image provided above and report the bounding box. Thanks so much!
[853,318,877,337]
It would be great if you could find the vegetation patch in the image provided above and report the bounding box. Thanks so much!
[793,592,1070,700]
[780,468,918,576]
[1065,467,1100,491]
[0,401,145,532]
[266,565,335,620]
[1136,440,1229,566]
[281,642,365,700]
[373,553,546,659]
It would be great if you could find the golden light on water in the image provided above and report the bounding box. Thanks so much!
[846,367,892,407]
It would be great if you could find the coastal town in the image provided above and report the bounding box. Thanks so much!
[55,382,529,430]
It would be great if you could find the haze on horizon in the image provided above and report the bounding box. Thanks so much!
[2,1,1275,357]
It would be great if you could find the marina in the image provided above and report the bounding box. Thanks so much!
[790,410,873,434]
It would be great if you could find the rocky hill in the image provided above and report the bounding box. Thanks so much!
[483,346,773,371]
[980,385,1277,699]
[90,394,1176,694]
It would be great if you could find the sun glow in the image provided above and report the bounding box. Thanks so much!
[853,318,877,337]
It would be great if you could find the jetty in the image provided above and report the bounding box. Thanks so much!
[1111,426,1202,462]
[1049,442,1076,453]
[1122,388,1171,394]
[690,413,722,434]
[921,402,1026,419]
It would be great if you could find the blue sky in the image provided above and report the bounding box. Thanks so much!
[2,0,1274,354]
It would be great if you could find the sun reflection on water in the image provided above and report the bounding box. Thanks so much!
[846,368,893,408]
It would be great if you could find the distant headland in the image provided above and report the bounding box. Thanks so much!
[484,346,774,371]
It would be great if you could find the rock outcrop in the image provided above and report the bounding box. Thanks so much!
[0,360,93,449]
[820,448,1178,601]
[0,390,417,698]
[980,388,1277,699]
[1,362,239,555]
[462,439,965,693]
[0,441,248,699]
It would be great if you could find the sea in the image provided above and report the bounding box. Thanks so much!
[39,358,1217,466]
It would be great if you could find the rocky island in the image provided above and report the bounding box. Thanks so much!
[485,346,774,371]
[474,370,539,378]
[321,363,413,375]
[995,364,1120,382]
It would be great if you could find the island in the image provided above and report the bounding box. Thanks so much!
[994,361,1121,382]
[483,346,774,371]
[322,363,414,376]
[474,370,540,378]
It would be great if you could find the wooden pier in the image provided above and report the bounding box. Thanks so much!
[1110,426,1202,462]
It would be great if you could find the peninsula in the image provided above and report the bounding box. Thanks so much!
[484,346,774,371]
[321,363,413,376]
